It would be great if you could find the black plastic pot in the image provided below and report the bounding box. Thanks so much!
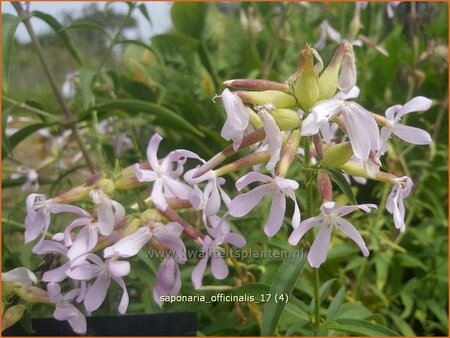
[4,312,197,336]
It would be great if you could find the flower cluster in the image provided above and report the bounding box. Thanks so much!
[8,42,432,334]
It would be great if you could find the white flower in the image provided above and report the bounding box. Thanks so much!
[2,267,37,289]
[386,176,413,232]
[289,201,376,268]
[302,89,380,162]
[380,96,432,155]
[220,88,249,151]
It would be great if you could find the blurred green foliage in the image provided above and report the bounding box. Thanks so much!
[2,2,448,336]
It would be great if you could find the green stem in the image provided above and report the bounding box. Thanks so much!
[12,2,96,173]
[3,96,60,121]
[313,268,321,329]
[97,4,134,72]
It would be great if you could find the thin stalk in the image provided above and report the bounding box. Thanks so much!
[12,2,95,173]
[304,137,321,330]
[97,4,134,72]
[313,268,321,329]
[3,96,61,121]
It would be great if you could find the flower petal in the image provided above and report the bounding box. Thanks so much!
[335,218,369,256]
[2,267,37,288]
[104,227,151,258]
[134,165,158,182]
[222,233,246,248]
[108,260,131,278]
[397,96,432,118]
[191,257,208,290]
[342,102,379,161]
[229,185,272,217]
[308,225,333,268]
[264,192,286,237]
[288,216,322,245]
[392,124,432,145]
[211,257,228,280]
[235,171,273,191]
[146,133,163,170]
[112,276,129,314]
[84,276,111,312]
[42,262,70,283]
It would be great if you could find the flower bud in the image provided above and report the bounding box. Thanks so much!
[271,109,301,130]
[223,79,289,92]
[235,90,296,108]
[339,161,396,183]
[276,130,301,177]
[247,107,263,128]
[52,185,92,204]
[15,286,50,304]
[96,178,115,196]
[318,43,356,100]
[293,45,322,111]
[141,209,163,225]
[2,305,27,331]
[215,151,271,177]
[321,142,354,168]
[115,164,149,190]
[317,169,333,202]
[192,128,266,178]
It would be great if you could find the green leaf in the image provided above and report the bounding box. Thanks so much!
[8,123,52,150]
[171,2,208,39]
[326,286,346,320]
[261,256,307,336]
[309,278,336,314]
[384,311,416,336]
[86,99,204,137]
[115,39,164,65]
[334,303,373,320]
[325,318,400,336]
[31,11,84,66]
[79,69,96,111]
[285,319,309,336]
[61,22,112,39]
[327,168,357,204]
[2,14,20,92]
[138,3,153,26]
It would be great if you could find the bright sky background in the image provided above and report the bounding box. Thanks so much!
[1,2,173,42]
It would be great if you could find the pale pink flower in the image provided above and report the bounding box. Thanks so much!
[62,191,125,265]
[380,96,432,155]
[302,89,380,162]
[47,282,86,335]
[10,166,39,191]
[289,201,376,268]
[24,194,89,244]
[35,240,71,283]
[191,223,245,290]
[386,176,413,232]
[153,257,181,306]
[185,168,231,217]
[67,254,130,314]
[220,88,249,151]
[134,134,199,211]
[2,267,37,288]
[315,20,363,53]
[229,172,301,237]
[104,222,186,262]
